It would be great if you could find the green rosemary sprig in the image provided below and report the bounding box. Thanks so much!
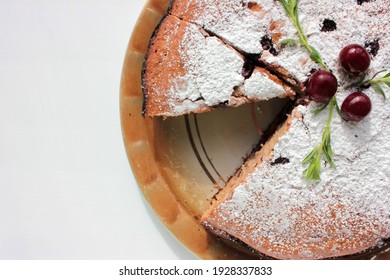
[312,98,346,121]
[302,97,337,181]
[362,70,390,99]
[312,101,330,115]
[278,0,329,71]
[277,0,339,181]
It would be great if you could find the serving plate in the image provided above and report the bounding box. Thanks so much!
[120,0,390,260]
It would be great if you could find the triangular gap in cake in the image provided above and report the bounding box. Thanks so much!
[201,105,298,222]
[142,10,306,223]
[142,14,297,117]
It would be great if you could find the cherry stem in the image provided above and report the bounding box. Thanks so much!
[326,97,336,132]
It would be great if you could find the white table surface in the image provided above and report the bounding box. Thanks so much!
[0,0,197,260]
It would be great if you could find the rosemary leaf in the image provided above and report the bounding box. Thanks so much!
[382,72,390,78]
[322,129,336,168]
[302,150,321,181]
[302,97,336,181]
[278,0,289,13]
[372,83,386,99]
[370,69,388,80]
[277,0,338,181]
[302,148,319,164]
[347,71,389,99]
[279,38,299,47]
[346,75,366,88]
[309,46,321,62]
[312,102,329,115]
[335,101,348,121]
[277,0,328,70]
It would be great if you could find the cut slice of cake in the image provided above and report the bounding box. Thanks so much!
[142,15,294,117]
[202,102,390,259]
[141,0,390,259]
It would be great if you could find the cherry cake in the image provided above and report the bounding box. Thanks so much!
[141,0,390,259]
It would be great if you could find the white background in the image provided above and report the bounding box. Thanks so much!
[0,0,196,259]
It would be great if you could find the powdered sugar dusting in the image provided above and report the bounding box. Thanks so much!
[172,0,289,54]
[241,70,286,100]
[170,23,244,114]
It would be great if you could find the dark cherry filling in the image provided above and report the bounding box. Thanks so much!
[241,54,261,79]
[357,0,375,5]
[212,100,230,109]
[365,39,380,57]
[271,157,290,166]
[260,35,278,56]
[321,19,337,32]
[242,62,255,79]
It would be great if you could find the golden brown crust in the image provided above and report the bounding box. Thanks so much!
[143,15,187,116]
[169,0,205,21]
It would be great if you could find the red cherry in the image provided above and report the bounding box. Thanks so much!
[341,92,372,121]
[339,44,371,76]
[308,70,338,103]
